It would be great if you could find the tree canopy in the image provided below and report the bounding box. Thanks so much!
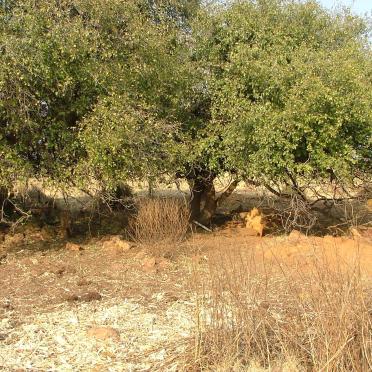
[0,0,371,223]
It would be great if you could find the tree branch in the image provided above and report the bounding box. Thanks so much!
[217,179,240,205]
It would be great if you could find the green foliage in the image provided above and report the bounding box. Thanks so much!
[0,0,370,201]
[0,0,142,184]
[206,1,372,187]
[78,93,178,187]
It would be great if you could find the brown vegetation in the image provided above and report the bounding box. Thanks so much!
[190,246,372,371]
[0,189,371,370]
[128,197,190,245]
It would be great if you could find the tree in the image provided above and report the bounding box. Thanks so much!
[180,0,372,223]
[0,0,171,189]
[1,0,371,226]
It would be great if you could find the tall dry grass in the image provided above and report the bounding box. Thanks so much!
[190,246,372,371]
[129,197,190,245]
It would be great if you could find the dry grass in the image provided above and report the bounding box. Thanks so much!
[0,298,194,371]
[129,197,190,245]
[190,246,372,371]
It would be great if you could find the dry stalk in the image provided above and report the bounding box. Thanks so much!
[189,245,372,371]
[128,197,190,245]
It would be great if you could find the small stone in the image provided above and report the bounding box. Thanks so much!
[102,236,131,256]
[367,199,372,211]
[66,242,83,252]
[52,265,66,276]
[142,257,157,273]
[77,278,92,287]
[80,291,102,302]
[0,333,8,341]
[0,253,7,263]
[87,327,120,341]
[142,257,171,272]
[65,291,102,302]
[65,293,80,302]
[1,300,13,310]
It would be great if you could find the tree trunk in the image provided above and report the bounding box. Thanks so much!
[0,187,11,224]
[188,173,240,226]
[188,173,218,226]
[199,179,218,225]
[188,177,206,222]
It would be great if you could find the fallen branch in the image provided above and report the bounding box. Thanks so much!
[192,220,212,232]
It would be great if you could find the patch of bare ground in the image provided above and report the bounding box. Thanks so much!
[0,223,371,370]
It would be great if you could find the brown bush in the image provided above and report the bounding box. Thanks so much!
[190,247,372,371]
[129,197,190,245]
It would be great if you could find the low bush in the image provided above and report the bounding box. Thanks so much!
[129,197,190,245]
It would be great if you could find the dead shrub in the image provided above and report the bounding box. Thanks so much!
[129,197,190,245]
[190,246,372,371]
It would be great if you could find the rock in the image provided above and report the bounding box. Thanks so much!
[245,208,266,237]
[77,278,92,287]
[52,265,66,276]
[0,333,8,341]
[142,257,171,272]
[0,252,7,263]
[64,293,80,302]
[102,236,131,256]
[65,291,102,302]
[87,327,120,341]
[66,242,83,252]
[142,257,157,273]
[80,291,102,302]
[367,199,372,211]
[50,264,76,276]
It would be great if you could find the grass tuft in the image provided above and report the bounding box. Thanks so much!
[129,197,190,245]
